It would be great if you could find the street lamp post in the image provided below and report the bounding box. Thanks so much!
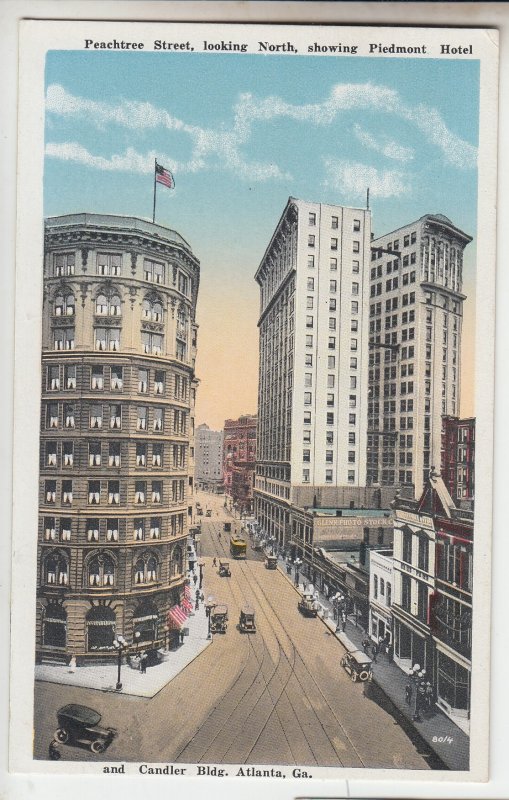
[205,597,216,639]
[113,634,127,691]
[294,557,302,586]
[409,663,425,721]
[198,559,205,589]
[134,630,141,653]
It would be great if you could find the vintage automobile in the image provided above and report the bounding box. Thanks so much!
[297,593,319,617]
[239,605,256,633]
[223,521,232,532]
[264,553,278,570]
[205,509,212,517]
[55,704,116,754]
[210,604,228,633]
[219,560,231,577]
[337,632,373,682]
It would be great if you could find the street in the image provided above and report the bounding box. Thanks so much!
[34,491,431,769]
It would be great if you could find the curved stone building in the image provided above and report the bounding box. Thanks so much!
[37,213,200,664]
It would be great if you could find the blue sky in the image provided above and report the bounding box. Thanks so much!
[44,52,479,426]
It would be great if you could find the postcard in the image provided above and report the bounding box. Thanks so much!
[9,17,498,790]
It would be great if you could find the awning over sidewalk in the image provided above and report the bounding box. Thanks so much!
[167,605,187,629]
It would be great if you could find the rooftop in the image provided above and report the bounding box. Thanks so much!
[45,212,193,251]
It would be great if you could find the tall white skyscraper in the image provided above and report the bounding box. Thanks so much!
[367,214,472,497]
[254,198,371,546]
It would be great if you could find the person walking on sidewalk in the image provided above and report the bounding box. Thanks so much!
[139,651,148,674]
[341,610,347,632]
[425,682,434,711]
[371,642,378,663]
[362,637,370,652]
[213,557,217,567]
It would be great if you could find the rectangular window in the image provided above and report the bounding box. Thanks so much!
[325,469,333,483]
[88,480,100,505]
[309,212,316,226]
[347,470,355,483]
[306,315,314,328]
[331,238,338,251]
[144,258,165,284]
[302,469,310,483]
[90,404,102,429]
[97,252,122,276]
[308,234,315,247]
[303,449,310,463]
[328,336,336,349]
[329,298,337,311]
[352,240,360,253]
[306,335,313,347]
[304,392,312,405]
[89,442,101,467]
[352,282,359,296]
[330,257,337,270]
[109,441,120,467]
[63,365,76,390]
[108,480,120,505]
[111,366,123,390]
[328,355,335,369]
[331,216,338,229]
[307,277,315,290]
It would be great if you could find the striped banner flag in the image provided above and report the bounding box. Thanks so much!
[155,162,175,189]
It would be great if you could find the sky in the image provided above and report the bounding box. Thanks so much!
[44,51,479,429]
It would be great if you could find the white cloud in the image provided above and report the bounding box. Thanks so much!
[324,158,410,199]
[45,80,477,182]
[353,124,414,162]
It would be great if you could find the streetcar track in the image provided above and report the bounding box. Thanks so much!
[173,520,286,763]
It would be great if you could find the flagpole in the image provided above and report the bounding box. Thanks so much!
[152,158,157,223]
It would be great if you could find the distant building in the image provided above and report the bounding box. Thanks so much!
[441,416,475,504]
[368,214,472,497]
[223,414,257,514]
[254,198,372,546]
[37,213,199,663]
[195,423,223,492]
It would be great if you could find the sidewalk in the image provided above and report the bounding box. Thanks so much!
[275,554,469,772]
[35,603,211,698]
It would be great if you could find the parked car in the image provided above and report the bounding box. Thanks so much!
[205,509,212,517]
[298,593,319,617]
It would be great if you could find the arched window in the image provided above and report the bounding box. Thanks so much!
[110,295,121,316]
[133,553,159,585]
[96,294,108,315]
[142,298,151,320]
[134,558,145,584]
[152,301,163,322]
[86,604,116,651]
[133,600,158,644]
[170,545,183,577]
[54,292,75,316]
[42,602,67,648]
[87,553,115,587]
[44,552,69,586]
[142,296,163,322]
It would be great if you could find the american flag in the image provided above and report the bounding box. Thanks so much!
[155,162,175,189]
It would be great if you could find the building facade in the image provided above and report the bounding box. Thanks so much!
[441,415,475,504]
[37,213,200,663]
[392,471,473,732]
[367,214,472,497]
[195,423,223,492]
[223,414,257,514]
[254,198,372,546]
[368,549,394,645]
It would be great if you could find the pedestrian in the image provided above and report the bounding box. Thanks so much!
[371,643,378,663]
[193,573,198,586]
[341,611,347,632]
[213,557,217,567]
[425,682,434,711]
[68,655,76,673]
[179,629,185,645]
[218,532,222,541]
[362,637,370,652]
[200,591,205,603]
[417,682,426,712]
[139,651,148,673]
[405,682,413,706]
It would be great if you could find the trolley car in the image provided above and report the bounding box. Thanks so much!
[230,535,247,559]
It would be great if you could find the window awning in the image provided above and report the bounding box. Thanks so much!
[167,605,187,628]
